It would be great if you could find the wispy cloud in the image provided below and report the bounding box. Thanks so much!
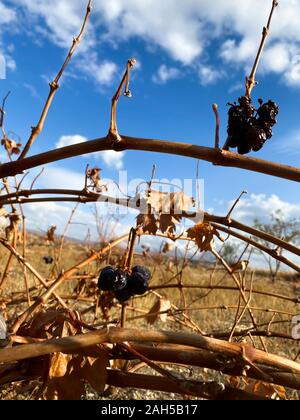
[56,135,88,149]
[226,193,300,224]
[198,65,223,86]
[2,0,300,87]
[152,64,181,84]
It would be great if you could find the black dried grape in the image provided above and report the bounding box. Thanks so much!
[112,269,128,292]
[114,287,133,303]
[128,272,149,295]
[128,266,152,296]
[98,265,151,301]
[132,266,152,281]
[226,96,279,155]
[98,266,117,291]
[43,256,54,265]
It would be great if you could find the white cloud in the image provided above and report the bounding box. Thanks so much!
[152,64,181,84]
[198,65,223,86]
[0,2,17,25]
[77,55,118,86]
[56,134,88,149]
[101,150,125,170]
[227,193,300,224]
[5,0,300,86]
[0,2,17,77]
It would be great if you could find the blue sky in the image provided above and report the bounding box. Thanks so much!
[0,0,300,247]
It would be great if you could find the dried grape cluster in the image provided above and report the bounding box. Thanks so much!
[98,265,151,302]
[226,96,279,155]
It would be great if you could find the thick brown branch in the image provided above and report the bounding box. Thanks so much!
[106,370,267,400]
[1,136,300,183]
[0,327,299,379]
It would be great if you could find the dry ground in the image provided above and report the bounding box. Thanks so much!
[0,233,299,400]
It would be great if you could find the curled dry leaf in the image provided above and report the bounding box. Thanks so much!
[1,138,22,155]
[147,297,172,324]
[5,212,21,241]
[20,308,82,340]
[80,355,110,393]
[136,213,158,235]
[147,190,194,214]
[44,352,83,401]
[159,214,181,236]
[44,353,109,400]
[137,190,195,236]
[87,167,107,192]
[46,225,57,243]
[187,222,224,252]
[244,380,287,400]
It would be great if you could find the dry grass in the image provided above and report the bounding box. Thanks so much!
[0,233,299,400]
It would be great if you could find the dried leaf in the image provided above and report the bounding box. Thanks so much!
[5,212,21,241]
[147,298,172,324]
[187,223,224,252]
[148,190,194,214]
[159,214,181,235]
[245,380,287,400]
[1,138,22,155]
[44,353,84,401]
[46,225,57,242]
[22,308,81,339]
[136,213,158,235]
[81,356,109,393]
[87,167,107,192]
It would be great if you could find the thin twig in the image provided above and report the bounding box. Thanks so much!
[245,0,279,98]
[18,0,93,160]
[109,58,137,141]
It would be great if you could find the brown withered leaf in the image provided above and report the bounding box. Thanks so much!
[147,297,172,324]
[44,353,84,401]
[187,223,224,252]
[159,214,181,236]
[147,190,195,214]
[87,167,107,192]
[1,138,22,155]
[21,308,82,340]
[46,225,57,242]
[81,356,109,393]
[136,213,158,235]
[5,212,21,241]
[244,380,287,400]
